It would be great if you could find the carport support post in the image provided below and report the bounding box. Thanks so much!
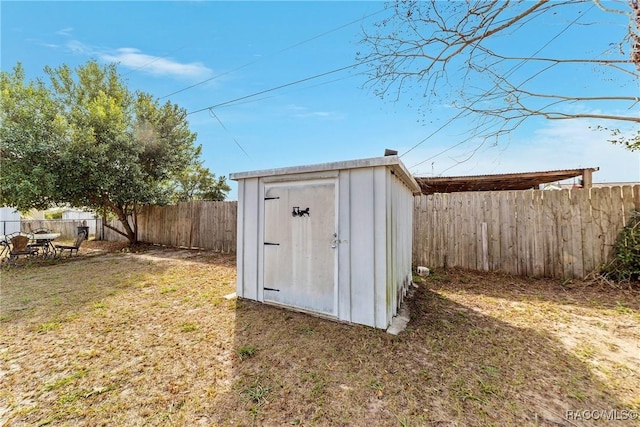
[582,169,593,189]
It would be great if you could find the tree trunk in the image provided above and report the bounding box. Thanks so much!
[103,203,137,244]
[133,202,139,243]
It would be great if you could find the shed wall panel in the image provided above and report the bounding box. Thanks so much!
[403,181,414,289]
[337,171,352,322]
[236,180,245,298]
[387,171,414,322]
[373,167,388,328]
[257,181,266,303]
[240,178,260,300]
[386,172,395,324]
[348,168,376,327]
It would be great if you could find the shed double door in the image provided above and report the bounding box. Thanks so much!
[263,179,337,316]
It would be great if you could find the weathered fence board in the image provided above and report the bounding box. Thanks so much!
[103,201,237,252]
[413,185,640,279]
[531,191,545,277]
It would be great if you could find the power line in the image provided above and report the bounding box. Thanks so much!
[197,67,367,158]
[213,71,368,109]
[404,111,474,169]
[187,39,432,114]
[187,36,429,114]
[188,62,362,115]
[160,7,386,100]
[208,109,251,158]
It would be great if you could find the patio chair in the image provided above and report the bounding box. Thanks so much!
[0,237,10,260]
[55,229,88,257]
[8,234,39,263]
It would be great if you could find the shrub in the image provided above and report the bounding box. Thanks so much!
[604,211,640,283]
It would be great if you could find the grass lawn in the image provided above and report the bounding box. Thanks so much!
[1,243,639,426]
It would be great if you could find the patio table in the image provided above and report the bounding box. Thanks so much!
[29,233,61,258]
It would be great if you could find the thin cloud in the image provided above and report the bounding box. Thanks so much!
[66,40,92,54]
[495,121,636,181]
[101,48,211,79]
[56,27,74,36]
[296,111,333,118]
[406,118,639,183]
[61,39,212,79]
[288,104,344,120]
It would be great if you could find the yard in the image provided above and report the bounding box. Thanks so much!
[0,243,638,426]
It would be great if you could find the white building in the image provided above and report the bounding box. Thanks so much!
[0,207,21,235]
[230,155,421,329]
[62,209,97,236]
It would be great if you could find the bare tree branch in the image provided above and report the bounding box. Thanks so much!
[358,0,640,152]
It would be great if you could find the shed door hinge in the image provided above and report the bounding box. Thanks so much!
[264,287,280,292]
[264,196,280,200]
[264,242,280,246]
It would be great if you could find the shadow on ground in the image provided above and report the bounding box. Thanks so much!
[424,267,640,313]
[208,281,632,426]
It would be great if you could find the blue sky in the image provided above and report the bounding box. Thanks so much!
[2,1,639,200]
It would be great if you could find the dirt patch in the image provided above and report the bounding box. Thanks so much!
[1,246,638,426]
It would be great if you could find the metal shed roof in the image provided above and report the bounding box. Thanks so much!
[414,167,599,195]
[230,155,422,195]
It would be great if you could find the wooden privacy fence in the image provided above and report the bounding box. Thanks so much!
[103,201,237,252]
[413,185,640,278]
[100,187,639,278]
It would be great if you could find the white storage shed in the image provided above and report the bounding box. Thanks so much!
[230,155,421,329]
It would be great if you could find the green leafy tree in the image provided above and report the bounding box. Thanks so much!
[1,60,225,243]
[173,161,231,202]
[0,64,65,210]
